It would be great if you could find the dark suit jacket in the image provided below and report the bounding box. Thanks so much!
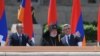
[61,34,82,46]
[9,33,34,46]
[41,31,62,46]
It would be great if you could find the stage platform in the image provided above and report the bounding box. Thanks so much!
[0,46,99,52]
[0,46,100,56]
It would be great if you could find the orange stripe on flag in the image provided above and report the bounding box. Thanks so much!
[18,7,24,22]
[82,37,86,46]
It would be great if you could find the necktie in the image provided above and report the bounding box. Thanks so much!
[19,35,22,46]
[68,36,70,45]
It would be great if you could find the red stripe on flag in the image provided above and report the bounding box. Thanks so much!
[23,0,33,39]
[0,0,4,19]
[47,0,57,26]
[97,5,100,42]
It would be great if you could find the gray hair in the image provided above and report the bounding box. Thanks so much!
[16,24,23,29]
[62,24,71,30]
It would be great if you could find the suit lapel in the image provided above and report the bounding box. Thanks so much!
[69,35,75,46]
[15,33,19,40]
[62,36,69,46]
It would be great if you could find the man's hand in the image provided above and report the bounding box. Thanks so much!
[74,31,81,37]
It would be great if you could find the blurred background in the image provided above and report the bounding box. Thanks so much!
[5,0,100,46]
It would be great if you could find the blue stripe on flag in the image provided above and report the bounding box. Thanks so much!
[21,0,25,7]
[76,13,84,40]
[0,11,8,41]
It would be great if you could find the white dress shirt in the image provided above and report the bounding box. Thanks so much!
[65,35,70,45]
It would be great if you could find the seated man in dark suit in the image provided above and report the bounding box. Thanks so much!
[9,24,34,46]
[60,24,82,46]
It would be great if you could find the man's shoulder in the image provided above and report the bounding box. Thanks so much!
[9,33,17,39]
[70,34,74,37]
[70,34,77,39]
[22,34,29,38]
[59,34,64,38]
[61,35,66,41]
[10,33,17,36]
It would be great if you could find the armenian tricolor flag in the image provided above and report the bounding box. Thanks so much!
[23,0,33,39]
[18,0,25,22]
[0,0,8,46]
[70,0,86,46]
[18,0,33,40]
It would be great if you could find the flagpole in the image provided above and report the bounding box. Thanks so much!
[97,42,99,46]
[97,4,100,47]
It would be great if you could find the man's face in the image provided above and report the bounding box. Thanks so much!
[50,29,57,37]
[16,25,23,34]
[63,26,71,35]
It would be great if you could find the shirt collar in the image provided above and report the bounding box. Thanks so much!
[65,34,70,37]
[65,34,71,39]
[17,32,22,37]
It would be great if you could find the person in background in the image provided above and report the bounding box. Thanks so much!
[31,6,38,24]
[60,24,82,46]
[18,6,38,24]
[41,24,62,46]
[9,24,34,46]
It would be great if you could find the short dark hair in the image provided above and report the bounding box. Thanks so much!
[16,24,22,29]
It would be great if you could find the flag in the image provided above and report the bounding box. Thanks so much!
[0,0,8,46]
[70,0,86,46]
[18,0,25,22]
[47,0,57,26]
[23,0,33,39]
[97,5,100,42]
